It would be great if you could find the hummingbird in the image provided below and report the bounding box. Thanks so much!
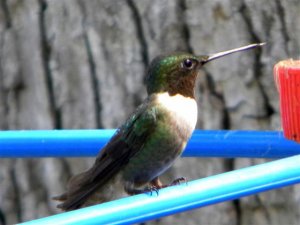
[54,43,264,211]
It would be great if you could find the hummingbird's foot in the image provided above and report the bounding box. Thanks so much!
[124,182,159,196]
[125,186,159,196]
[169,177,187,186]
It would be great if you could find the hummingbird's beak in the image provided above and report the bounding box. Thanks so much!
[202,43,265,63]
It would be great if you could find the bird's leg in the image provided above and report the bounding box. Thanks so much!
[151,176,187,188]
[150,177,163,189]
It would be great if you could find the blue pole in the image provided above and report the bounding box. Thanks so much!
[19,155,300,225]
[1,130,300,158]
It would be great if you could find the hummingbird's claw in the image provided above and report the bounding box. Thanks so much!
[144,186,159,196]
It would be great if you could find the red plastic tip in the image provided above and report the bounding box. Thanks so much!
[274,60,300,143]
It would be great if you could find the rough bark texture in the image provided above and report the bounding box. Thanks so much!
[0,0,300,224]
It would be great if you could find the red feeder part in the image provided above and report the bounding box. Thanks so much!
[274,59,300,143]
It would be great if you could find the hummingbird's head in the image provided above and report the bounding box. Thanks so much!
[146,53,207,98]
[146,43,265,98]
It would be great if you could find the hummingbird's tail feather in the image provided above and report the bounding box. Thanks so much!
[53,169,97,210]
[52,193,67,201]
[52,173,89,203]
[54,164,127,211]
[53,131,136,211]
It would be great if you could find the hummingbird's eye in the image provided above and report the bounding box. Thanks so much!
[182,58,195,70]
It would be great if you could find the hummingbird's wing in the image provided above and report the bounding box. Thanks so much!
[55,98,157,210]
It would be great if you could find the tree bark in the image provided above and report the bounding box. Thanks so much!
[0,0,299,224]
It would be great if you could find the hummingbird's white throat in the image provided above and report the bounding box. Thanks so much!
[156,92,198,130]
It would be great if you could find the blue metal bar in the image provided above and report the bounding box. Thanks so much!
[1,130,300,158]
[19,155,300,225]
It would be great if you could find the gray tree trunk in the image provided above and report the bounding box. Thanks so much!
[0,0,299,224]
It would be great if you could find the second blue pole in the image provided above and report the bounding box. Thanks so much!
[1,130,300,158]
